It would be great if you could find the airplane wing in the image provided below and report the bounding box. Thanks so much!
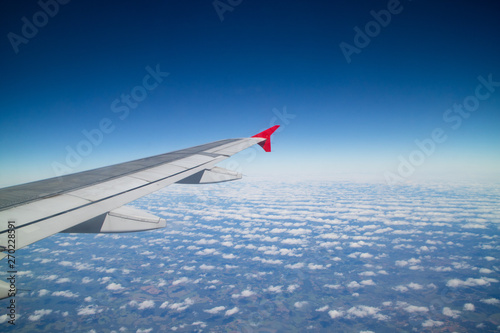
[0,125,279,298]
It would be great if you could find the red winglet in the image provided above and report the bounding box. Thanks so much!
[251,125,280,152]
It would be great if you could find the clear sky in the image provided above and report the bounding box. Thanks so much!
[1,0,499,187]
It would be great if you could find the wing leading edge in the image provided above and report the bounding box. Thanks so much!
[0,125,279,299]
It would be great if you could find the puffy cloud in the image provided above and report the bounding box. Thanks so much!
[328,310,344,319]
[82,277,93,284]
[479,268,494,274]
[232,289,256,298]
[287,284,299,292]
[138,300,155,310]
[266,285,283,293]
[324,284,341,289]
[28,309,52,321]
[360,279,376,286]
[52,290,78,298]
[200,264,215,270]
[204,306,226,314]
[463,303,475,311]
[393,285,408,292]
[225,307,239,316]
[308,263,325,270]
[395,260,408,267]
[422,319,444,328]
[38,289,49,297]
[195,248,219,256]
[446,277,497,288]
[347,281,361,289]
[442,307,460,318]
[285,262,305,269]
[172,277,190,286]
[316,305,329,312]
[77,305,98,316]
[222,253,238,259]
[281,238,307,245]
[346,305,388,320]
[106,283,124,291]
[408,282,423,290]
[168,298,194,311]
[481,298,500,305]
[56,278,71,284]
[404,305,429,313]
[195,238,218,245]
[294,301,308,309]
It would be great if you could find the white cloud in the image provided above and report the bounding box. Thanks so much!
[38,289,49,297]
[308,263,325,270]
[168,298,194,311]
[316,305,329,312]
[463,303,475,311]
[324,284,341,289]
[447,277,497,288]
[294,301,308,309]
[347,281,361,289]
[52,290,78,298]
[346,305,388,320]
[422,319,444,327]
[172,277,190,286]
[200,264,215,270]
[77,305,98,316]
[442,307,460,318]
[204,306,226,314]
[225,307,239,316]
[393,285,408,292]
[82,277,93,284]
[232,289,256,298]
[481,298,500,305]
[28,309,52,321]
[287,284,299,292]
[328,310,344,319]
[138,300,155,310]
[360,279,376,286]
[285,262,305,269]
[107,283,124,291]
[222,253,238,259]
[408,282,423,290]
[404,305,429,313]
[266,285,283,293]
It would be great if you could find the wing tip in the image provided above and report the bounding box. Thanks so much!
[251,125,280,152]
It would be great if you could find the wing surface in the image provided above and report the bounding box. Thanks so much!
[0,126,279,256]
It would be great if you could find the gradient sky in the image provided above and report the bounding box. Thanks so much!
[1,0,499,187]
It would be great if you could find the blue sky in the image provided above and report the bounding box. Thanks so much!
[1,0,499,187]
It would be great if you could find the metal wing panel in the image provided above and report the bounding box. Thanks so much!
[0,128,278,253]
